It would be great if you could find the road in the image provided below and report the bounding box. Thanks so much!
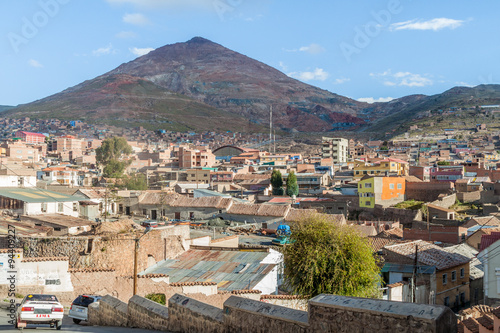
[0,308,161,333]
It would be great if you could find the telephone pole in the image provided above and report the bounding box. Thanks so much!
[412,245,418,303]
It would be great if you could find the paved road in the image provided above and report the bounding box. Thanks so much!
[0,308,161,333]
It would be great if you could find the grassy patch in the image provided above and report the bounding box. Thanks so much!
[394,200,424,210]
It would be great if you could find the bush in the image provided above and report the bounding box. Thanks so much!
[145,293,166,305]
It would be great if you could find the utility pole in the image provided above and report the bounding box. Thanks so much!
[269,105,272,153]
[412,245,418,303]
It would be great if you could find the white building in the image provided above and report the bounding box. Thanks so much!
[321,137,349,164]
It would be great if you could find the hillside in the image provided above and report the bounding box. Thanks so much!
[0,105,14,113]
[5,37,368,132]
[366,85,500,136]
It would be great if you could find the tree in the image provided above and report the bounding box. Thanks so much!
[285,171,299,197]
[271,169,284,195]
[283,213,381,298]
[96,137,133,177]
[123,174,147,190]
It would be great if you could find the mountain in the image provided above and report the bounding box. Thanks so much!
[367,85,500,135]
[5,37,368,132]
[0,105,14,113]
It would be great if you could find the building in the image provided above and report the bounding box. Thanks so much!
[0,187,81,217]
[477,237,500,305]
[383,240,470,310]
[15,131,46,144]
[322,137,348,163]
[41,166,80,186]
[358,176,405,208]
[139,247,283,294]
[178,147,216,168]
[430,165,464,182]
[353,158,409,179]
[1,141,40,162]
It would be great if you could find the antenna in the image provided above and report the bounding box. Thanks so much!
[269,105,272,153]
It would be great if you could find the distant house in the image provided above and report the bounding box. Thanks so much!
[0,187,81,217]
[15,131,46,144]
[477,236,500,305]
[358,176,405,208]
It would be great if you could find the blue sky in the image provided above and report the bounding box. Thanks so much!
[1,0,499,106]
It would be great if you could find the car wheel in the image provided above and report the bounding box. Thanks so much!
[73,318,81,324]
[56,320,62,330]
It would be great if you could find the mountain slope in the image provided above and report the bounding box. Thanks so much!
[6,37,368,132]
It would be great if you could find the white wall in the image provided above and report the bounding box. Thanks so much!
[17,260,73,293]
[0,175,36,188]
[0,253,22,285]
[24,201,79,217]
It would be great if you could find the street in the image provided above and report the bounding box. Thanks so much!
[0,308,161,333]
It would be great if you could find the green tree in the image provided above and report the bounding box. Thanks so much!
[96,137,133,177]
[271,169,284,195]
[123,174,147,190]
[283,213,381,298]
[285,171,299,197]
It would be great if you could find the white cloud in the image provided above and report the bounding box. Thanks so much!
[123,13,150,26]
[288,68,329,81]
[455,81,475,87]
[333,77,350,84]
[390,18,464,31]
[92,44,114,56]
[371,70,433,87]
[358,97,394,104]
[130,47,155,57]
[116,31,138,39]
[299,43,325,55]
[278,61,288,72]
[28,59,43,68]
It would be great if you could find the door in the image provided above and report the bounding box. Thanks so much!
[125,206,130,215]
[175,212,181,220]
[151,210,157,220]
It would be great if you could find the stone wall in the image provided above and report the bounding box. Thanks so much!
[169,293,224,333]
[127,295,169,331]
[260,295,308,311]
[98,295,128,327]
[90,293,459,333]
[223,296,309,333]
[430,193,456,209]
[373,205,422,224]
[308,294,456,333]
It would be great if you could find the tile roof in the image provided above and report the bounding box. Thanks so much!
[139,249,276,292]
[476,315,494,330]
[384,240,470,270]
[22,257,69,262]
[461,318,479,333]
[227,203,290,217]
[480,232,500,251]
[444,243,484,280]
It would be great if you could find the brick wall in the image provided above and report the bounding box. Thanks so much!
[406,182,454,202]
[403,225,466,244]
[457,191,481,203]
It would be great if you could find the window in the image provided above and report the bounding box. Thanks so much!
[451,270,456,281]
[444,296,450,307]
[365,183,372,188]
[442,273,447,285]
[389,183,395,189]
[460,292,465,306]
[58,203,63,212]
[41,202,47,213]
[73,202,78,212]
[365,201,371,206]
[397,183,402,189]
[460,268,465,278]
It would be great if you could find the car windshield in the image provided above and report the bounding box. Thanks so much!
[72,295,96,307]
[25,294,59,302]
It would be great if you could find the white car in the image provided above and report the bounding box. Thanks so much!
[68,295,101,324]
[15,294,64,330]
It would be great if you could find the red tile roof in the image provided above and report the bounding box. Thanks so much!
[479,232,500,251]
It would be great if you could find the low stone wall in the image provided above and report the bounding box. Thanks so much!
[430,193,456,209]
[87,302,101,326]
[98,295,128,327]
[308,294,456,333]
[169,293,224,333]
[223,295,309,333]
[260,295,308,311]
[127,295,169,331]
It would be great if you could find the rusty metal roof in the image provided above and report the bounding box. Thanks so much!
[139,249,276,291]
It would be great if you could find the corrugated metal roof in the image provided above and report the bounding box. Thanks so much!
[140,249,276,291]
[0,187,81,203]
